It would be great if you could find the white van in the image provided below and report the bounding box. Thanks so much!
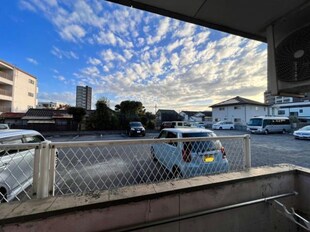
[247,116,291,134]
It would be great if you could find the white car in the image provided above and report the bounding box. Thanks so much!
[212,121,235,130]
[151,128,229,178]
[0,129,51,202]
[293,126,310,139]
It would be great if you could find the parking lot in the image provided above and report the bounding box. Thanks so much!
[47,129,310,169]
[12,129,309,201]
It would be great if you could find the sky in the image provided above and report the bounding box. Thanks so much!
[0,0,268,113]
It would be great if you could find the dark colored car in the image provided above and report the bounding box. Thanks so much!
[127,122,146,137]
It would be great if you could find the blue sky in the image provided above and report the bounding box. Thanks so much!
[0,0,267,113]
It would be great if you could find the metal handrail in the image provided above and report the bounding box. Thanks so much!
[50,135,249,148]
[116,192,298,232]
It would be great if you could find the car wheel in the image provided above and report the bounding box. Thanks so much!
[282,129,286,134]
[219,127,223,130]
[230,127,234,130]
[0,187,7,203]
[172,166,182,178]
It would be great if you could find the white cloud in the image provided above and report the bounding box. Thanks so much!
[19,0,37,12]
[51,46,79,59]
[26,57,38,65]
[88,57,101,66]
[21,0,267,112]
[59,24,86,42]
[54,75,65,81]
[38,91,76,106]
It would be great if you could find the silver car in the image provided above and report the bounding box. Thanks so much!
[0,129,47,202]
[151,128,229,178]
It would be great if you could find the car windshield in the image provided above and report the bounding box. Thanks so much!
[301,126,310,131]
[130,122,142,127]
[182,132,220,151]
[248,118,262,126]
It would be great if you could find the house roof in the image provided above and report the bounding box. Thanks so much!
[22,109,72,120]
[0,112,25,119]
[156,109,179,115]
[210,96,268,108]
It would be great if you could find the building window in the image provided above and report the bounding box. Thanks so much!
[234,106,241,110]
[219,107,225,111]
[28,92,34,97]
[278,110,285,115]
[29,79,34,84]
[299,109,303,113]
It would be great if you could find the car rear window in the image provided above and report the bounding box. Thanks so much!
[182,132,220,152]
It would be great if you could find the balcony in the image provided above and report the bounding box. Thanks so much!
[0,70,13,81]
[0,89,12,97]
[0,106,11,112]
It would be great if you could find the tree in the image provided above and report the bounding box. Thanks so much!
[87,98,120,130]
[95,98,112,130]
[115,100,146,128]
[68,107,86,131]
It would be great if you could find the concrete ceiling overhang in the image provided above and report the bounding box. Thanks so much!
[107,0,310,42]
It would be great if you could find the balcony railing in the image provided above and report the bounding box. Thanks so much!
[0,89,12,97]
[0,71,13,81]
[0,106,11,112]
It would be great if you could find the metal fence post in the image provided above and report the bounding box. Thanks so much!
[32,145,41,197]
[244,134,251,169]
[48,146,57,196]
[37,141,51,199]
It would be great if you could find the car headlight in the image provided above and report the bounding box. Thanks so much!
[131,128,135,131]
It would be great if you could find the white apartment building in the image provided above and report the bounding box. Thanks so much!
[272,102,310,121]
[37,101,66,109]
[0,60,37,113]
[210,96,268,126]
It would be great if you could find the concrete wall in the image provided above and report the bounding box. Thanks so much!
[0,165,309,232]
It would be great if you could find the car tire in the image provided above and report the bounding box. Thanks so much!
[219,127,223,130]
[230,127,234,130]
[264,130,269,135]
[172,166,182,178]
[282,129,286,134]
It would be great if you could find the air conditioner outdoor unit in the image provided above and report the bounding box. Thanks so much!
[267,4,310,97]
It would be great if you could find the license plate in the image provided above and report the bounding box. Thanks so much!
[137,131,141,133]
[204,155,214,162]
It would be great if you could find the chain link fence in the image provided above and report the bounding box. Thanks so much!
[0,135,250,203]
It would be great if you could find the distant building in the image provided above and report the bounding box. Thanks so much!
[179,111,212,122]
[76,86,92,110]
[37,101,67,109]
[0,60,37,113]
[264,90,310,105]
[210,96,268,126]
[155,109,182,129]
[272,102,310,122]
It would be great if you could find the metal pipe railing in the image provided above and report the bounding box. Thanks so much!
[116,192,298,232]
